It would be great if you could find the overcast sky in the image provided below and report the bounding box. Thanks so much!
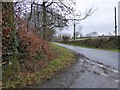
[58,0,119,36]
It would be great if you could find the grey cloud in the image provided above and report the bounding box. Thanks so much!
[57,0,119,36]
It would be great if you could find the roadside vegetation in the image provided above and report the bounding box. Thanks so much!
[3,43,75,88]
[1,0,94,88]
[62,36,120,52]
[35,43,75,86]
[1,1,76,88]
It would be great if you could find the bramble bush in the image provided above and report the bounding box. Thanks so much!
[2,2,55,88]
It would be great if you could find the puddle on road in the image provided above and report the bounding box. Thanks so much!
[70,70,118,88]
[79,57,118,79]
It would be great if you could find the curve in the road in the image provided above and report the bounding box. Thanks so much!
[56,43,119,70]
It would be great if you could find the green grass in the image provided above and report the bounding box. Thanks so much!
[35,43,75,85]
[61,43,120,52]
[79,45,120,52]
[3,43,75,88]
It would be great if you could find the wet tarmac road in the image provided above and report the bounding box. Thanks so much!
[56,43,119,70]
[37,43,119,88]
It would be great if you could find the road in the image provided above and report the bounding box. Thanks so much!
[38,43,119,88]
[57,43,119,70]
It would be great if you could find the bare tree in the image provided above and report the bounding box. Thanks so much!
[86,31,98,37]
[65,5,96,42]
[25,0,76,40]
[76,25,83,38]
[15,0,96,41]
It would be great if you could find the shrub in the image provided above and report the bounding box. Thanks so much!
[34,51,45,60]
[62,35,70,42]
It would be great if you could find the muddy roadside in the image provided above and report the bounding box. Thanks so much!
[34,52,118,88]
[33,53,82,88]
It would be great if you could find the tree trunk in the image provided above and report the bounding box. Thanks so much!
[42,1,47,40]
[2,2,19,65]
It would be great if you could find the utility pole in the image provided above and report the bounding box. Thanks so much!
[118,1,120,36]
[73,22,76,42]
[114,7,117,36]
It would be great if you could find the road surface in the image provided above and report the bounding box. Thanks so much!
[37,43,119,88]
[57,43,119,70]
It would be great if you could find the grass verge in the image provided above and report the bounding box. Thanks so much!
[80,46,120,52]
[3,43,76,88]
[61,43,120,52]
[35,43,75,86]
